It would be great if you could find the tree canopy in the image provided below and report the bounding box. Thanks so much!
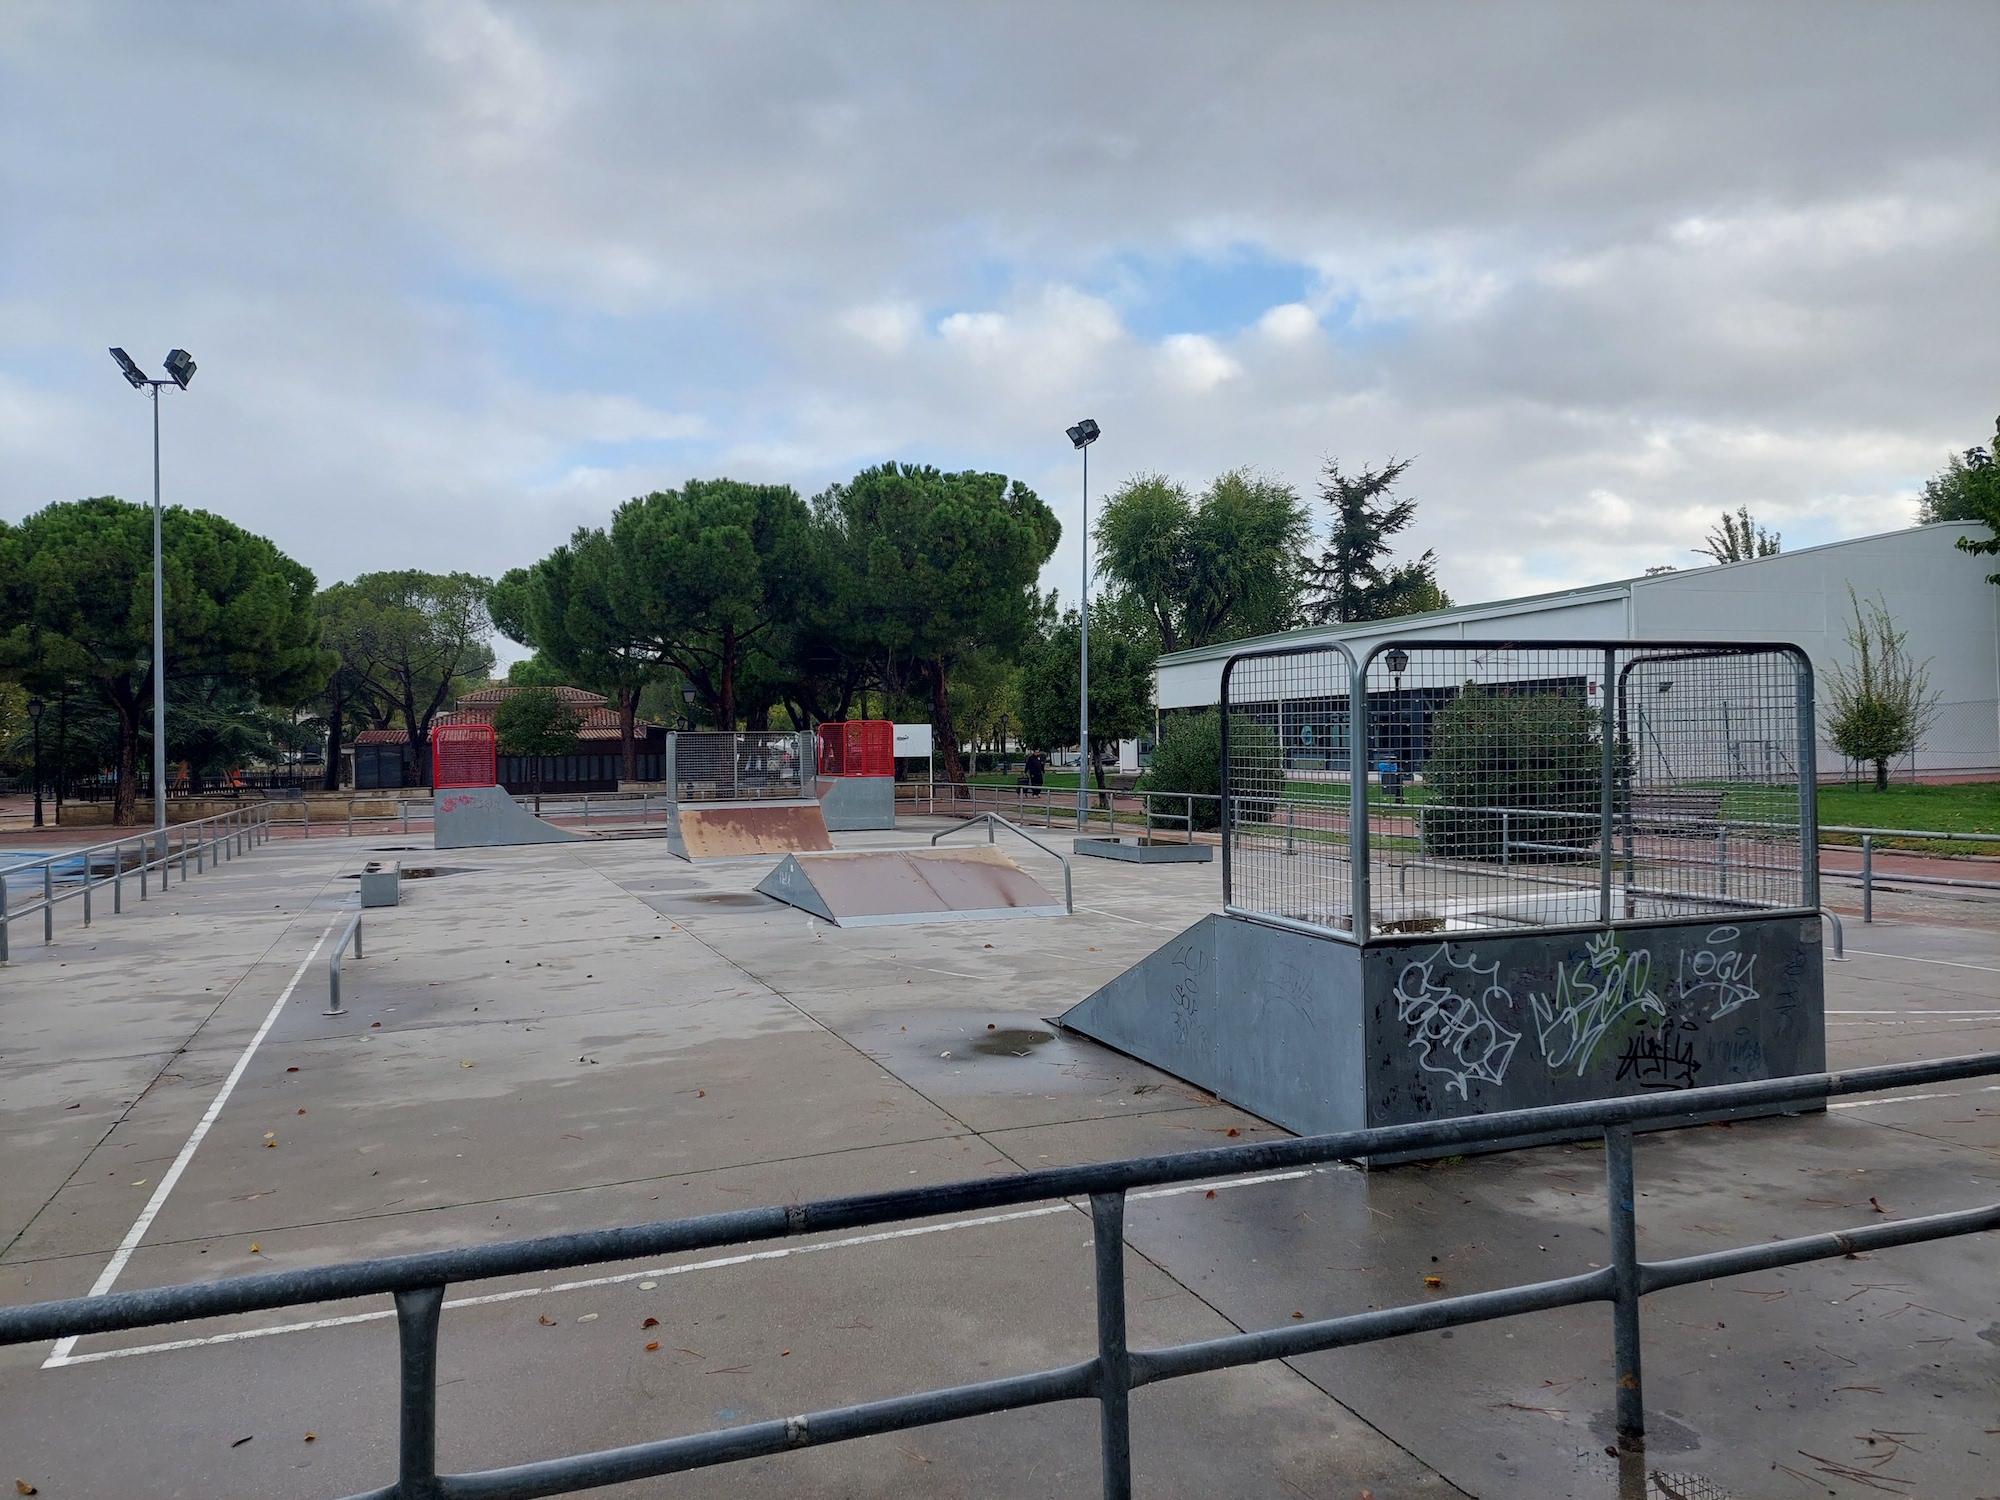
[1825,588,1941,790]
[1093,469,1310,654]
[493,685,585,802]
[1698,507,1781,564]
[1305,458,1450,624]
[1016,600,1156,787]
[813,464,1060,782]
[1919,416,2000,581]
[0,497,330,822]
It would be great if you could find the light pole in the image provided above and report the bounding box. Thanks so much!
[1065,418,1100,826]
[1385,649,1409,804]
[110,347,196,844]
[26,697,43,828]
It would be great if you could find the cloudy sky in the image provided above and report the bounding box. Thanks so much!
[4,0,1996,642]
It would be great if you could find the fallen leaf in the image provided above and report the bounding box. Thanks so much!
[263,1131,276,1140]
[645,1341,660,1351]
[577,1314,597,1323]
[1290,1310,1304,1319]
[303,1434,316,1443]
[17,1481,38,1495]
[131,1180,147,1187]
[286,1066,299,1073]
[297,1108,306,1115]
[1204,1189,1216,1199]
[642,1317,659,1329]
[1869,1196,1888,1214]
[249,1243,261,1253]
[460,1061,475,1069]
[370,1021,381,1028]
[1226,1128,1240,1137]
[230,1436,253,1448]
[538,1315,555,1326]
[780,1349,791,1356]
[1424,1276,1444,1288]
[265,1141,276,1148]
[697,1090,705,1097]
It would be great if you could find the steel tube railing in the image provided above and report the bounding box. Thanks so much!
[1,805,274,956]
[326,910,364,1017]
[930,811,1075,913]
[7,1050,2000,1499]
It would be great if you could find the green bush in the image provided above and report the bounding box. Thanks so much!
[1419,687,1602,862]
[1138,709,1280,831]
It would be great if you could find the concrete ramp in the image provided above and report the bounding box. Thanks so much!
[435,786,586,850]
[669,800,834,860]
[757,846,1064,926]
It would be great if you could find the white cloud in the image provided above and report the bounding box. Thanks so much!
[1154,333,1242,393]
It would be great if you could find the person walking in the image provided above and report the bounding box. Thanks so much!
[1026,751,1045,788]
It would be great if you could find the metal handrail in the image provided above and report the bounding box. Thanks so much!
[5,1051,1997,1498]
[1820,823,2000,842]
[0,805,273,960]
[930,811,1074,913]
[325,910,364,1017]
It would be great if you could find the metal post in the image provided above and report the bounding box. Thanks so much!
[393,1284,446,1500]
[151,386,167,853]
[1186,794,1193,847]
[1795,657,1820,911]
[346,801,353,837]
[82,858,91,926]
[1599,648,1616,924]
[1285,801,1295,855]
[1861,834,1873,924]
[1348,657,1371,941]
[44,865,54,944]
[1501,808,1511,870]
[1078,441,1090,833]
[114,841,123,914]
[302,801,310,841]
[0,876,8,963]
[1605,1123,1645,1449]
[1090,1192,1132,1500]
[1717,826,1729,899]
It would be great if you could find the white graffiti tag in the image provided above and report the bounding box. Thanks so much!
[1531,933,1666,1076]
[1394,946,1522,1098]
[1679,927,1760,1020]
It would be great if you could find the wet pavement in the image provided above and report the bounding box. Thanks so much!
[1,820,1996,1498]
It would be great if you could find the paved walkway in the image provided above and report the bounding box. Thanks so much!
[0,820,1996,1498]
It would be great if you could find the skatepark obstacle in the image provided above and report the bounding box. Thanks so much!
[431,725,586,850]
[757,844,1065,926]
[659,730,833,859]
[1058,639,1827,1154]
[815,719,896,831]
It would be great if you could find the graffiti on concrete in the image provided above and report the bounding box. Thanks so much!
[1614,1019,1703,1089]
[1393,945,1522,1098]
[1679,926,1760,1020]
[1531,932,1667,1077]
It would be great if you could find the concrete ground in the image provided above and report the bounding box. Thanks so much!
[1,818,1996,1499]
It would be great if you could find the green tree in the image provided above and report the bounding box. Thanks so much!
[168,678,317,793]
[1698,507,1781,564]
[493,686,585,808]
[495,528,664,779]
[1825,588,1941,791]
[1919,417,2000,581]
[315,572,493,787]
[1420,687,1604,861]
[1016,602,1155,789]
[0,497,330,824]
[1094,469,1311,654]
[813,464,1061,784]
[1305,458,1450,624]
[1139,710,1223,830]
[608,480,813,731]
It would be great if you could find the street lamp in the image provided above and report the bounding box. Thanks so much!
[1066,418,1100,826]
[26,697,43,828]
[109,347,197,845]
[1384,649,1409,804]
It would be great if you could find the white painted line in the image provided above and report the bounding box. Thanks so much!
[1829,1084,2000,1111]
[44,915,343,1369]
[1844,950,2000,976]
[1827,1010,2000,1015]
[45,1167,1330,1367]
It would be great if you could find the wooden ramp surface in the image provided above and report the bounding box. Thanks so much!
[676,802,834,859]
[757,846,1063,926]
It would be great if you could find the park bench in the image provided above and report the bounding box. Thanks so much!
[1629,788,1726,835]
[255,786,306,804]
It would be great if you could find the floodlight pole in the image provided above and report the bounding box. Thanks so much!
[150,384,165,842]
[1078,438,1089,828]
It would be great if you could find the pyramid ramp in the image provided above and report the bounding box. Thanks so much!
[666,800,834,860]
[434,786,586,850]
[756,846,1064,926]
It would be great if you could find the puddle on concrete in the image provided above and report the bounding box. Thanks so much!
[971,1028,1054,1058]
[342,865,469,881]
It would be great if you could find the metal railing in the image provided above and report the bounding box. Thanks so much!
[5,1052,1997,1498]
[664,731,814,803]
[929,811,1075,913]
[1817,824,2000,924]
[0,805,274,960]
[903,779,1218,842]
[325,910,364,1017]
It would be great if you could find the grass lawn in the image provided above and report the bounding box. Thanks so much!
[1816,780,2000,848]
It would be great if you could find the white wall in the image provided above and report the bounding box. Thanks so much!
[1632,524,1999,773]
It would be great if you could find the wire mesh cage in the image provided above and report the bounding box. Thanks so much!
[668,731,810,801]
[816,720,894,778]
[1220,644,1361,932]
[1222,640,1816,939]
[431,724,497,790]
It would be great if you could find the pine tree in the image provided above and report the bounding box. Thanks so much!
[1305,458,1450,624]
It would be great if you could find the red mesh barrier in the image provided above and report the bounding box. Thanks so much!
[816,720,894,778]
[432,723,497,789]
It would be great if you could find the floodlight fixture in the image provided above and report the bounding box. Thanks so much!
[110,347,149,388]
[1066,418,1100,450]
[163,348,196,389]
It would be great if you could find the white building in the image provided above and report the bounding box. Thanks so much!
[1154,522,1999,776]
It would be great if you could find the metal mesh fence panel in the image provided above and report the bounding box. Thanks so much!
[431,724,496,789]
[1220,645,1359,934]
[670,732,809,800]
[1221,640,1815,939]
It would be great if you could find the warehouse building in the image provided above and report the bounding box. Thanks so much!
[1153,521,1999,777]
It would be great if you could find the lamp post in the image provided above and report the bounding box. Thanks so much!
[1384,649,1409,804]
[110,347,195,845]
[26,697,43,828]
[1065,418,1100,826]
